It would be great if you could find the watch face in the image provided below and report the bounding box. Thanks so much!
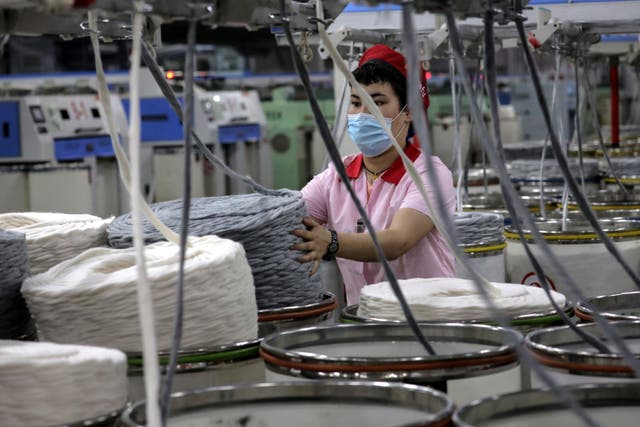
[329,242,339,253]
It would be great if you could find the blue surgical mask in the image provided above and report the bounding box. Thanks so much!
[347,112,405,157]
[347,113,393,157]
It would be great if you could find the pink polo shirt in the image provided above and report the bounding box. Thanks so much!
[302,142,456,305]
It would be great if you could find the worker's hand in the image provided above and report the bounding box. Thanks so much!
[291,217,332,275]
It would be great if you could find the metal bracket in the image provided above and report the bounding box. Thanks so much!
[529,8,560,48]
[422,23,449,60]
[318,26,349,59]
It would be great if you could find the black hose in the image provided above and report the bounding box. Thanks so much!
[279,0,436,355]
[480,15,607,353]
[484,6,504,164]
[141,43,282,198]
[574,58,586,190]
[445,8,605,427]
[403,4,513,329]
[515,18,640,289]
[159,18,196,426]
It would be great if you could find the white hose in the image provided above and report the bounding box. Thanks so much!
[449,52,464,213]
[128,4,161,426]
[87,12,180,247]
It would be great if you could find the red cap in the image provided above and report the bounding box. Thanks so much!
[74,0,96,6]
[358,44,430,110]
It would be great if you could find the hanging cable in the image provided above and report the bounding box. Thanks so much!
[515,15,640,289]
[484,5,504,164]
[400,4,509,319]
[453,4,640,367]
[493,6,640,369]
[301,1,438,355]
[448,0,640,363]
[140,44,281,198]
[318,4,622,380]
[574,55,586,192]
[128,3,161,426]
[159,17,197,426]
[476,15,605,353]
[540,37,561,220]
[449,49,464,213]
[444,8,612,427]
[494,14,640,376]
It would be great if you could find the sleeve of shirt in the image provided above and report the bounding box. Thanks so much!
[301,168,332,223]
[400,157,456,218]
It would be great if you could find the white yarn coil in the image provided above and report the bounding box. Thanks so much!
[0,339,127,427]
[357,278,566,321]
[22,235,257,352]
[0,212,111,275]
[510,158,600,181]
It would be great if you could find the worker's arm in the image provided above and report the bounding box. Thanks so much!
[291,208,435,273]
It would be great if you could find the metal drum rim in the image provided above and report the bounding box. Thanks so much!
[453,382,640,427]
[575,291,640,322]
[258,292,337,320]
[48,407,124,427]
[340,302,573,326]
[504,218,640,243]
[126,338,262,371]
[121,380,454,427]
[259,323,521,368]
[524,320,640,375]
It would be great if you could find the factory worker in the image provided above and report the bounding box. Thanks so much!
[292,44,456,305]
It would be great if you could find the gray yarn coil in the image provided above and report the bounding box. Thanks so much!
[454,212,505,246]
[502,140,551,161]
[0,229,31,339]
[107,190,323,309]
[609,158,640,178]
[510,158,600,181]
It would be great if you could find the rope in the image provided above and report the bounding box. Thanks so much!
[160,16,197,427]
[127,6,162,426]
[0,230,31,339]
[21,235,257,352]
[454,212,504,247]
[107,192,323,309]
[0,212,110,275]
[0,340,127,427]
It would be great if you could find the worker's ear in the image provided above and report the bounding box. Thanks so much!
[403,109,412,123]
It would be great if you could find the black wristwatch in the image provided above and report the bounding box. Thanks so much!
[322,229,339,261]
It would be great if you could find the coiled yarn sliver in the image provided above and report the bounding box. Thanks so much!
[0,340,127,427]
[610,157,640,178]
[0,212,111,275]
[22,235,258,352]
[454,212,505,246]
[510,158,600,181]
[107,191,323,309]
[0,229,31,339]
